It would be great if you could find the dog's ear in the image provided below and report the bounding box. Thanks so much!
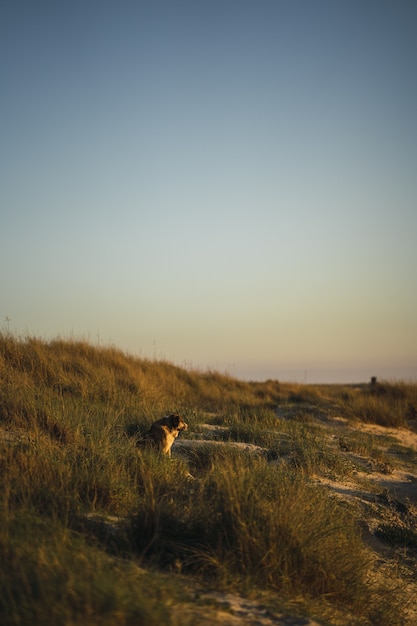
[169,414,181,428]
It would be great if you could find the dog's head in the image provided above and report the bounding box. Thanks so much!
[166,414,188,432]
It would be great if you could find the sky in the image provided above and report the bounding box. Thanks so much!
[1,0,416,383]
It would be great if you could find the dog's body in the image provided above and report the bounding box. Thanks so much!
[138,414,188,457]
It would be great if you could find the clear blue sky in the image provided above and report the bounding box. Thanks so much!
[1,0,416,383]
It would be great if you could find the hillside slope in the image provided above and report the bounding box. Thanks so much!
[1,334,416,625]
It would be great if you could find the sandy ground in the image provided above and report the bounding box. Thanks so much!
[172,590,321,626]
[322,420,417,503]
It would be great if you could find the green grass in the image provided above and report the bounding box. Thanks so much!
[1,333,416,625]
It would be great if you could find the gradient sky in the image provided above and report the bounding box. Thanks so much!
[1,0,416,383]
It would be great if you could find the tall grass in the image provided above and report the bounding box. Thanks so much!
[129,449,405,624]
[339,382,417,428]
[131,451,368,600]
[0,334,282,419]
[0,334,413,625]
[0,506,175,626]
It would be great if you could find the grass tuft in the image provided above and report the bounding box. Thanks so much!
[131,453,369,604]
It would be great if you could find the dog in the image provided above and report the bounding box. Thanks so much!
[138,414,188,457]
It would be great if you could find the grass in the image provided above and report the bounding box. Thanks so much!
[0,508,177,626]
[375,523,417,549]
[336,382,417,428]
[1,333,416,625]
[131,451,369,599]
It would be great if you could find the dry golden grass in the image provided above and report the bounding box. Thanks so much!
[1,333,416,625]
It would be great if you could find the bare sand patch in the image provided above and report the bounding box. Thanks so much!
[173,590,321,626]
[173,438,266,457]
[358,422,417,451]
